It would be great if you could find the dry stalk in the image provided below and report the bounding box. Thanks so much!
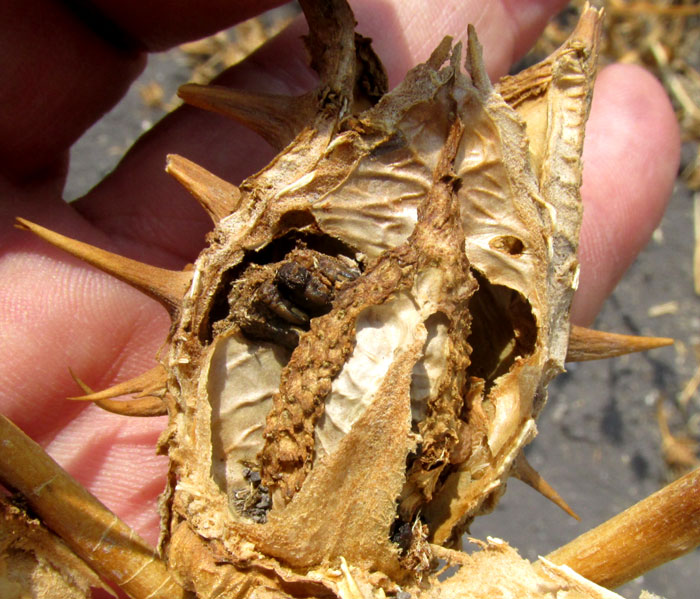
[656,397,699,474]
[0,415,185,598]
[544,467,700,589]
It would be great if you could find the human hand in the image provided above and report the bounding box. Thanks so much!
[0,0,679,552]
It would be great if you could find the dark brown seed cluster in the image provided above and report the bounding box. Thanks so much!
[226,247,361,349]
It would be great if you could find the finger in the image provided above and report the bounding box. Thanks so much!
[74,0,570,261]
[0,183,171,441]
[571,63,680,326]
[0,186,171,547]
[0,0,296,551]
[0,0,287,180]
[82,0,288,51]
[351,0,570,84]
[0,0,145,180]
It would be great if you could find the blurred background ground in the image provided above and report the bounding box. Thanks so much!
[64,1,700,598]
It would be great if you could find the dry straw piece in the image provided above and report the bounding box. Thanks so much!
[1,1,693,598]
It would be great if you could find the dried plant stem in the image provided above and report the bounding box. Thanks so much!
[0,414,186,599]
[543,467,700,589]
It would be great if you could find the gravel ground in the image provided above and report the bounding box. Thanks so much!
[64,15,700,599]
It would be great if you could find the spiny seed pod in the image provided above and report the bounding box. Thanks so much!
[2,1,694,598]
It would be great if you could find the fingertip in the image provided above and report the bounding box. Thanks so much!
[572,63,680,325]
[350,0,571,86]
[0,0,146,180]
[87,0,290,51]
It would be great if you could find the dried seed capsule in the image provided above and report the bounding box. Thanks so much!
[12,3,670,599]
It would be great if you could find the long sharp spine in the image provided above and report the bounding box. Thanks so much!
[16,218,192,317]
[512,453,579,520]
[178,84,314,151]
[69,365,167,417]
[567,324,674,362]
[166,154,241,224]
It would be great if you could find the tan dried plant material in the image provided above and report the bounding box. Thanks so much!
[0,1,688,598]
[139,80,166,109]
[678,342,700,407]
[656,396,700,475]
[0,496,112,599]
[538,0,700,186]
[178,12,293,82]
